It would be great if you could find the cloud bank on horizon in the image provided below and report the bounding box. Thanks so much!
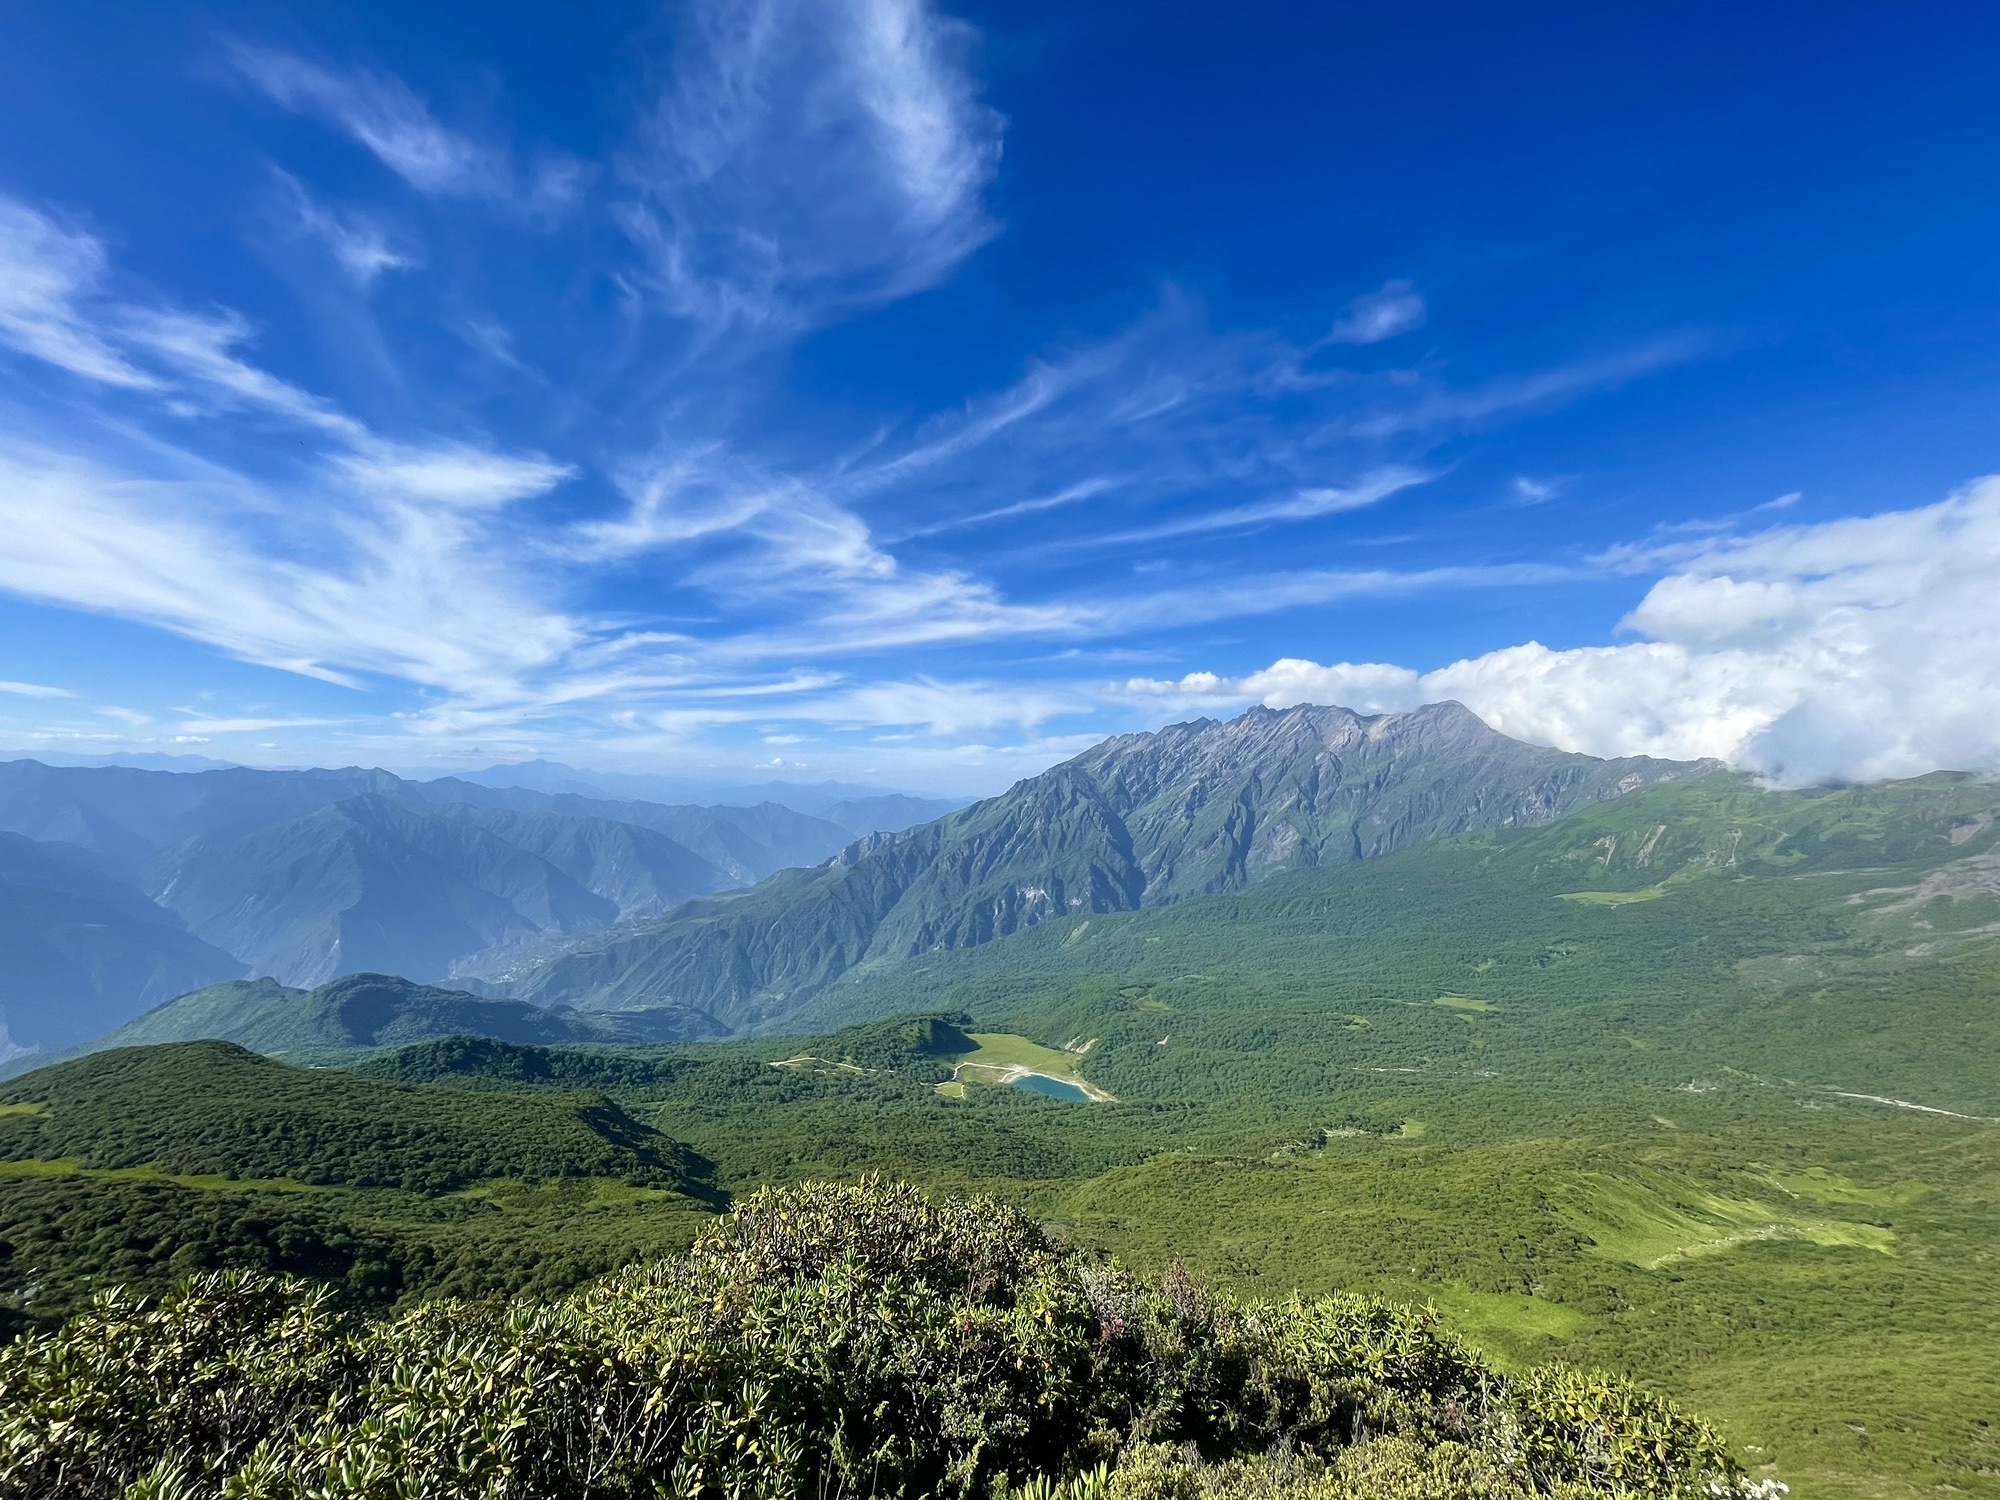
[1,1,1999,791]
[1124,478,2000,785]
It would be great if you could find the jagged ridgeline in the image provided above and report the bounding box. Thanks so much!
[0,1178,1766,1500]
[508,703,1714,1028]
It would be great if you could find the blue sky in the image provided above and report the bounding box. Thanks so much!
[3,1,2000,792]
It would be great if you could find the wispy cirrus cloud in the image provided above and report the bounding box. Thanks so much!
[0,441,579,697]
[1326,278,1426,345]
[1091,464,1436,545]
[0,165,1717,784]
[0,10,1766,790]
[619,0,1004,332]
[891,477,1121,539]
[1099,560,1579,634]
[121,307,366,437]
[0,680,75,700]
[226,44,510,198]
[1331,333,1711,441]
[0,189,583,710]
[0,199,159,389]
[821,288,1698,563]
[176,714,350,735]
[225,44,584,216]
[271,171,420,285]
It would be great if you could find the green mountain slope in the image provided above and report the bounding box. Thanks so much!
[782,768,2000,1116]
[71,972,726,1060]
[313,770,2000,1498]
[507,702,1713,1027]
[0,1040,724,1333]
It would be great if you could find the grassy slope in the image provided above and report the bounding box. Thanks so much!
[1036,1125,2000,1500]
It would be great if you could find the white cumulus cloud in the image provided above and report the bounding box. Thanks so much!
[1121,477,2000,784]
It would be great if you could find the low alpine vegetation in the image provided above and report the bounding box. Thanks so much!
[0,1179,1767,1500]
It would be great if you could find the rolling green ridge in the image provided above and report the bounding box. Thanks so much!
[0,1041,723,1339]
[60,971,726,1066]
[0,1041,713,1194]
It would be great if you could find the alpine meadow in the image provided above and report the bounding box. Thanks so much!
[2,5,1999,1500]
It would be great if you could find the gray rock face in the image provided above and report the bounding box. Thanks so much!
[1079,701,1703,900]
[513,702,1717,1027]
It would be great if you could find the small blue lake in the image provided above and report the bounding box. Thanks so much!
[1013,1074,1090,1102]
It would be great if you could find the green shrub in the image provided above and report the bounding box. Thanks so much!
[0,1179,1761,1500]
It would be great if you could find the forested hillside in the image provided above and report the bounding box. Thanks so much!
[0,1041,709,1192]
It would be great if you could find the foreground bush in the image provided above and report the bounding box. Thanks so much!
[0,1179,1772,1500]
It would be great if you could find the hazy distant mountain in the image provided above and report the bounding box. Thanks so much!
[817,794,967,836]
[427,803,728,917]
[73,971,724,1061]
[0,761,409,877]
[701,780,969,823]
[0,760,853,1036]
[451,762,966,828]
[0,749,241,771]
[510,702,1718,1029]
[0,833,243,1060]
[150,796,624,988]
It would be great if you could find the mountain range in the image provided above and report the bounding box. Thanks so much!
[498,702,1716,1028]
[0,760,901,1058]
[446,761,966,834]
[2,701,1722,1060]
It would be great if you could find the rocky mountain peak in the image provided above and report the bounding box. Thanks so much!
[510,700,1723,1027]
